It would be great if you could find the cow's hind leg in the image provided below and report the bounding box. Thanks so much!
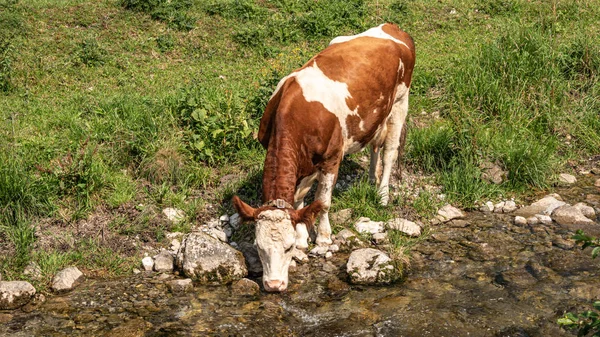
[314,171,336,246]
[379,90,409,206]
[369,145,382,185]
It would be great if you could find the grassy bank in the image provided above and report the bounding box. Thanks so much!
[1,0,599,286]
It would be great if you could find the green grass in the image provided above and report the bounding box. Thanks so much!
[1,0,599,280]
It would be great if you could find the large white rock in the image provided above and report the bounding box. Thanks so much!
[176,232,247,284]
[436,204,465,222]
[347,248,399,285]
[387,218,421,237]
[354,217,385,234]
[514,195,566,218]
[0,281,36,309]
[51,267,83,293]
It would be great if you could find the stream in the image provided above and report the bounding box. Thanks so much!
[1,180,599,337]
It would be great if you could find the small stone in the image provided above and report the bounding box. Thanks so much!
[527,216,539,225]
[0,281,36,309]
[431,233,449,242]
[449,219,469,228]
[23,262,43,280]
[354,217,385,234]
[132,268,141,274]
[142,257,154,271]
[573,203,596,219]
[552,205,595,228]
[309,246,329,256]
[229,213,241,229]
[167,279,193,293]
[388,218,421,237]
[232,278,260,296]
[480,201,494,212]
[206,218,220,228]
[325,252,333,259]
[219,214,230,224]
[536,214,553,225]
[503,200,517,213]
[436,204,465,222]
[328,244,340,253]
[170,239,181,253]
[595,178,600,187]
[514,195,566,218]
[223,225,233,239]
[336,229,357,242]
[0,313,13,323]
[514,216,527,226]
[552,236,575,250]
[51,267,83,293]
[493,201,505,213]
[209,228,228,243]
[558,173,577,184]
[162,208,185,224]
[154,251,174,273]
[372,232,388,244]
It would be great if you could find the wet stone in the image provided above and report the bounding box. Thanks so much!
[0,281,36,310]
[552,236,575,250]
[231,278,260,296]
[166,279,193,293]
[448,219,469,228]
[514,216,527,226]
[347,248,398,285]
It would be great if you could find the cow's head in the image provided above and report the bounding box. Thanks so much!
[232,196,323,292]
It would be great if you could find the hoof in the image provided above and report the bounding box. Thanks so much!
[316,236,333,246]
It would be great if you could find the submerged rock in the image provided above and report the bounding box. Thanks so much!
[238,242,262,275]
[346,248,399,285]
[232,278,260,296]
[176,232,247,284]
[0,281,36,310]
[166,279,193,293]
[552,205,595,229]
[52,267,83,293]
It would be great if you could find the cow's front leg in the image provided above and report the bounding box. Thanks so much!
[295,222,309,250]
[314,172,336,246]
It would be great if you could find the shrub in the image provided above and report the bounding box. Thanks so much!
[74,38,107,67]
[156,33,175,52]
[121,0,195,31]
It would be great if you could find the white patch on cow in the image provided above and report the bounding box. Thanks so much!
[295,222,309,250]
[398,59,405,78]
[315,172,335,246]
[255,209,297,292]
[295,62,361,153]
[294,172,319,209]
[329,24,409,49]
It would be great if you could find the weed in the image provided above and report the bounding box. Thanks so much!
[333,177,394,222]
[406,121,457,173]
[156,33,175,52]
[121,0,195,31]
[74,38,107,67]
[0,38,13,92]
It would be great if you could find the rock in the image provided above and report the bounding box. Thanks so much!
[595,178,600,187]
[219,214,229,224]
[436,204,465,223]
[346,248,399,285]
[0,281,36,309]
[0,313,12,324]
[51,267,83,293]
[170,239,181,253]
[558,173,577,184]
[162,208,185,224]
[372,232,388,245]
[514,195,566,218]
[503,200,517,213]
[231,278,260,296]
[552,236,575,250]
[481,162,507,184]
[223,225,233,239]
[238,242,262,275]
[493,201,505,213]
[206,218,220,228]
[325,252,333,259]
[166,279,193,293]
[569,282,600,301]
[23,262,42,280]
[176,232,247,284]
[154,251,174,272]
[536,214,553,225]
[336,229,357,242]
[387,218,421,237]
[142,257,154,271]
[208,228,228,243]
[229,213,241,229]
[552,205,595,229]
[133,268,141,274]
[574,202,596,219]
[330,208,353,224]
[480,201,494,212]
[449,219,469,228]
[309,245,329,256]
[526,216,539,225]
[354,217,384,234]
[328,244,340,253]
[431,233,449,242]
[514,216,527,226]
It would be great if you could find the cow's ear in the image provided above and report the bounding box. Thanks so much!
[232,196,257,222]
[294,200,324,229]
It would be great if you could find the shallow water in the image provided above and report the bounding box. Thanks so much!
[2,182,600,337]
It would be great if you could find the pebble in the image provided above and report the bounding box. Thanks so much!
[142,257,154,271]
[514,216,527,226]
[328,244,340,253]
[536,214,553,225]
[388,218,421,237]
[52,267,84,293]
[166,279,193,293]
[231,278,260,296]
[372,232,388,244]
[162,208,185,224]
[229,213,241,229]
[354,217,385,234]
[153,252,174,273]
[558,173,577,184]
[595,178,600,187]
[325,252,333,259]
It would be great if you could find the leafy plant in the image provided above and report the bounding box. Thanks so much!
[0,38,13,92]
[558,230,600,336]
[121,0,195,31]
[74,38,107,67]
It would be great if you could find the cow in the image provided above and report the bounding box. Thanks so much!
[232,23,415,292]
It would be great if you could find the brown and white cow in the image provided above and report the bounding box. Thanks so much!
[233,23,415,292]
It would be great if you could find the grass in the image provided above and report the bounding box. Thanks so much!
[0,0,599,282]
